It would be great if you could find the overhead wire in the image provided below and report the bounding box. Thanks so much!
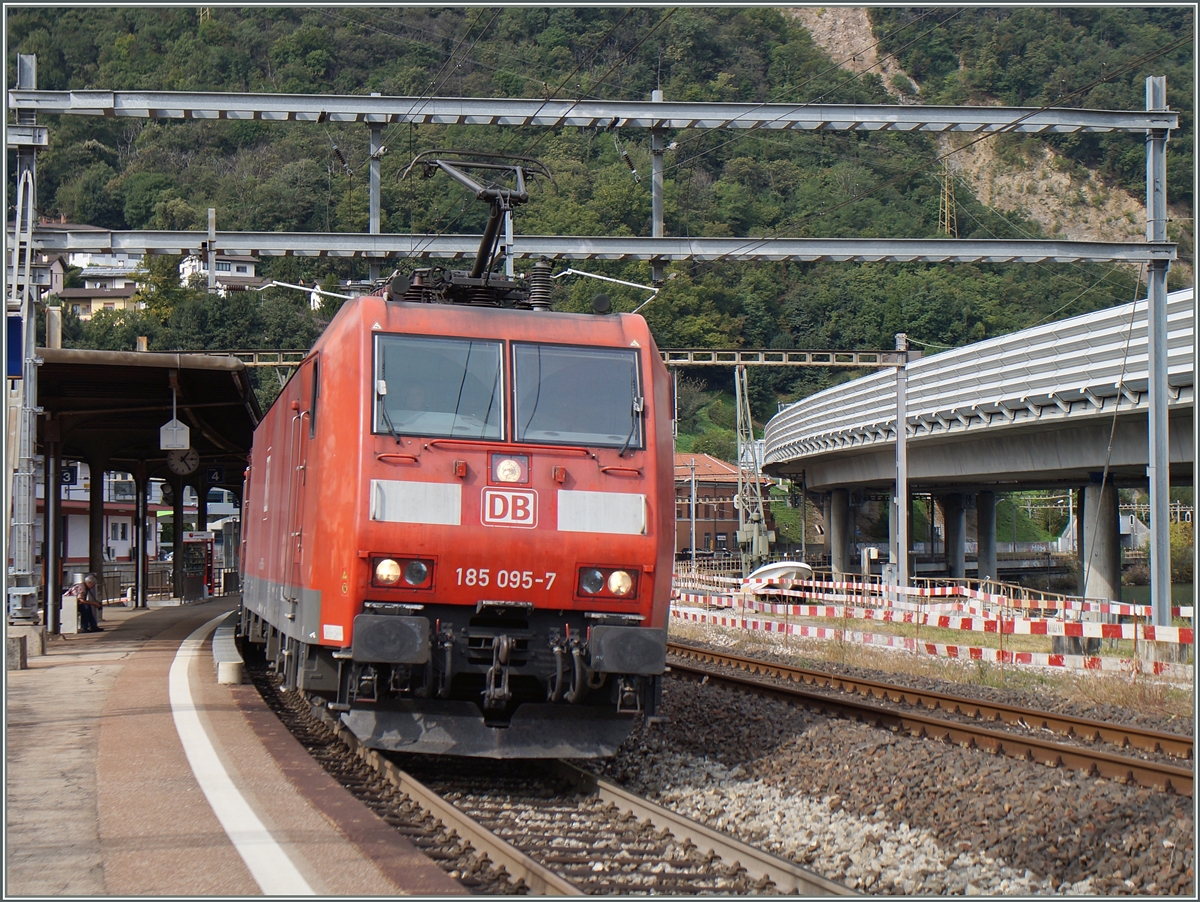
[1079,265,1146,602]
[499,8,637,155]
[665,8,954,165]
[365,7,646,253]
[314,9,1185,304]
[685,30,1194,270]
[943,173,1137,312]
[406,8,669,258]
[316,7,503,261]
[321,8,594,104]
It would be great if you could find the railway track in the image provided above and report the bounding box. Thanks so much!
[666,642,1193,797]
[247,657,521,893]
[394,755,850,895]
[248,653,850,895]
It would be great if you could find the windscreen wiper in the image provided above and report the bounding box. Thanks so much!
[376,379,402,444]
[618,395,644,458]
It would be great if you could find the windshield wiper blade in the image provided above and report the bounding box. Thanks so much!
[618,395,644,458]
[377,382,402,444]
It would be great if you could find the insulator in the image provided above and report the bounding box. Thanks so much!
[622,150,640,182]
[333,146,348,168]
[468,286,500,306]
[528,258,553,310]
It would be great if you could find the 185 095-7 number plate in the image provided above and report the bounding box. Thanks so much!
[455,568,556,589]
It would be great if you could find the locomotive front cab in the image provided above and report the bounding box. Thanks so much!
[300,303,673,758]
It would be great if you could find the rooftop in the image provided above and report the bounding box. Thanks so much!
[673,452,741,481]
[56,286,139,299]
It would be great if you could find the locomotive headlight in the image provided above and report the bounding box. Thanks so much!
[496,458,522,483]
[607,570,634,596]
[374,558,402,585]
[579,568,605,594]
[404,559,429,586]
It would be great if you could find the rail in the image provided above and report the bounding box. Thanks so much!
[331,714,851,895]
[667,645,1193,797]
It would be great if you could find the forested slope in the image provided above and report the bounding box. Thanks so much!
[7,6,1193,417]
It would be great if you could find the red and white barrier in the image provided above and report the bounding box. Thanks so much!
[736,577,1195,618]
[729,599,1195,645]
[734,576,1195,619]
[670,607,1193,679]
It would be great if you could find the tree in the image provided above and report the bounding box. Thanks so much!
[692,432,736,463]
[122,172,177,228]
[52,162,124,227]
[1169,521,1194,584]
[132,254,190,320]
[674,376,712,433]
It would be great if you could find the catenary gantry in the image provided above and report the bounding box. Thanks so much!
[28,231,1176,266]
[7,90,1178,133]
[10,80,1181,630]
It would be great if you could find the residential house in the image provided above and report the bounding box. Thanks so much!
[56,284,140,320]
[179,254,266,296]
[13,219,145,318]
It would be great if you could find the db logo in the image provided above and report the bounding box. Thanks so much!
[482,488,538,528]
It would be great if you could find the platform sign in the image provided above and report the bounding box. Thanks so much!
[204,464,225,485]
[160,417,189,450]
[61,465,77,486]
[7,316,22,378]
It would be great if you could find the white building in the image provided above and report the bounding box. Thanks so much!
[179,254,264,296]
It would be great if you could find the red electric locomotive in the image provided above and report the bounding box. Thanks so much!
[240,155,673,757]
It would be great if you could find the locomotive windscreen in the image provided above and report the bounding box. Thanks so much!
[514,344,643,449]
[374,335,504,440]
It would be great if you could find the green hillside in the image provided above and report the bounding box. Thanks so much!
[8,7,1192,414]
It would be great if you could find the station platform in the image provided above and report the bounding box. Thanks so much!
[5,598,464,896]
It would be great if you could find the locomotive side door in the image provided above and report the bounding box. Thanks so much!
[286,356,319,595]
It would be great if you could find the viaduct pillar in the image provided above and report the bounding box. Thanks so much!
[1056,478,1120,656]
[977,490,997,582]
[830,488,851,576]
[943,493,966,579]
[1081,480,1121,603]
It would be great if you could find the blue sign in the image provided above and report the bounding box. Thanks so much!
[7,316,23,379]
[61,465,78,486]
[205,465,226,485]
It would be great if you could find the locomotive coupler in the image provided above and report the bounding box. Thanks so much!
[482,633,512,710]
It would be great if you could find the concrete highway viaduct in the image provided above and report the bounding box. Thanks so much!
[763,289,1193,607]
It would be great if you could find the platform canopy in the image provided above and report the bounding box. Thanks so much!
[37,348,262,485]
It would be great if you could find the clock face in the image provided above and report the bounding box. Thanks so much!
[167,447,200,475]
